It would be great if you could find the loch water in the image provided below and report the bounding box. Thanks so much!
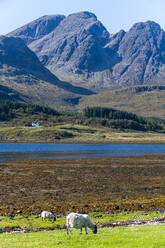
[0,143,165,161]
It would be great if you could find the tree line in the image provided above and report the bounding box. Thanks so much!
[0,100,60,121]
[83,107,163,132]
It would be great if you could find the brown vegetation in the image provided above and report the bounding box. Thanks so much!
[1,155,165,214]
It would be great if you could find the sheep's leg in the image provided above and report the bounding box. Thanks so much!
[85,226,88,234]
[80,228,82,234]
[69,227,73,235]
[67,227,69,235]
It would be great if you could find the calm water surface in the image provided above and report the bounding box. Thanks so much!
[0,143,165,161]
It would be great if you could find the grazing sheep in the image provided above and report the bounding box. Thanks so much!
[41,211,56,221]
[66,212,97,235]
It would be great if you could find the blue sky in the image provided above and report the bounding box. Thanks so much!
[0,0,165,34]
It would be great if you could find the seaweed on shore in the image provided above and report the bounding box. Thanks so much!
[0,155,165,214]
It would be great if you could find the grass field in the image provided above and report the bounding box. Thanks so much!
[1,225,165,248]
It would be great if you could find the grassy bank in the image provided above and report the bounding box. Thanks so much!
[0,124,165,143]
[1,225,165,248]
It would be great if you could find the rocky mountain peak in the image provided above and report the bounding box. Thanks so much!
[118,21,162,60]
[67,11,97,22]
[130,20,161,32]
[8,14,65,44]
[27,11,111,79]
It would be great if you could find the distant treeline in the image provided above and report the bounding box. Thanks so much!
[83,107,163,132]
[84,106,143,121]
[0,100,60,121]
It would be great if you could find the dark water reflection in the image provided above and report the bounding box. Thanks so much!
[0,143,165,162]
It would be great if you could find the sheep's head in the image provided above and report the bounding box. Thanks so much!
[92,224,97,234]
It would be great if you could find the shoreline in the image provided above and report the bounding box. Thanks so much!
[0,139,165,144]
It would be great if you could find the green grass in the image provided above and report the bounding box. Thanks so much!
[1,225,165,248]
[0,126,74,140]
[90,211,165,224]
[1,211,165,247]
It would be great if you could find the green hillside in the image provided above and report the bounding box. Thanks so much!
[78,85,165,119]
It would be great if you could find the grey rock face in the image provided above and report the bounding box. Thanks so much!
[113,21,165,86]
[106,30,126,52]
[30,12,111,73]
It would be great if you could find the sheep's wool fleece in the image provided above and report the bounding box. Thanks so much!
[67,213,90,228]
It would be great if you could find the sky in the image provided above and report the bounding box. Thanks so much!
[0,0,165,35]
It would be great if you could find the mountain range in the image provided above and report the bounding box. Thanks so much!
[1,11,165,116]
[9,11,165,91]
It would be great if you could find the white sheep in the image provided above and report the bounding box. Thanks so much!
[41,211,56,221]
[66,212,97,235]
